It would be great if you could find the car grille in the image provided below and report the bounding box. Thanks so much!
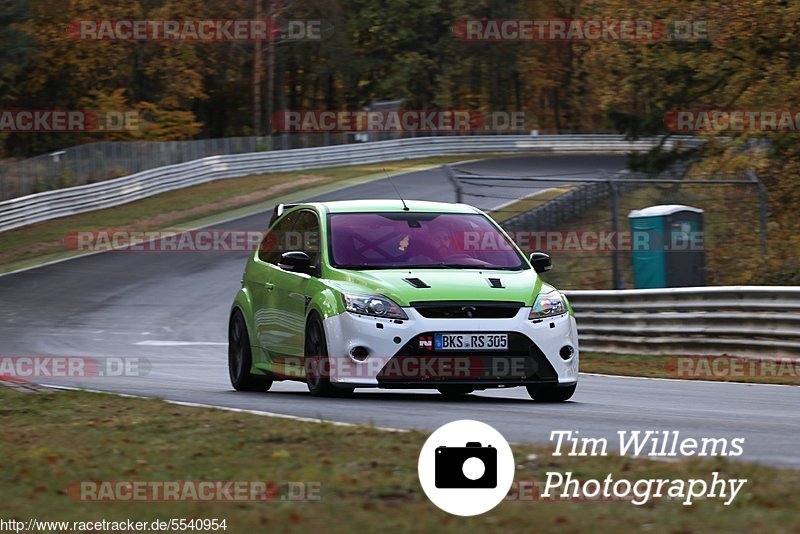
[376,332,558,385]
[411,301,523,319]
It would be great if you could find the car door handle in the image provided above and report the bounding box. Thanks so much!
[264,282,274,291]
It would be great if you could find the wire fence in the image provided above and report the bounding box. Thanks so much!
[449,166,766,290]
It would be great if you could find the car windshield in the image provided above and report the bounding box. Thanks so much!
[329,212,526,270]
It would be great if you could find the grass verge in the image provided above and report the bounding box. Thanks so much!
[1,388,798,532]
[581,352,800,386]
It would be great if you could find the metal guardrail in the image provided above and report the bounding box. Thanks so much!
[565,286,800,357]
[0,136,279,201]
[0,135,700,232]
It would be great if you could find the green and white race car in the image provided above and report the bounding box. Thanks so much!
[229,200,578,401]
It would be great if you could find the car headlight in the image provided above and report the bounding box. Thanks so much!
[342,293,408,320]
[529,291,566,320]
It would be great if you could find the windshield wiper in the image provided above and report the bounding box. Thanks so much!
[401,263,488,269]
[337,263,506,270]
[336,264,388,270]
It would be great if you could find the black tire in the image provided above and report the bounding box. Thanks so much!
[305,314,354,398]
[228,309,273,392]
[437,386,474,398]
[526,383,576,402]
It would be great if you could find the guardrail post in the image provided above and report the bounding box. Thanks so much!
[747,170,769,255]
[444,165,463,203]
[605,170,624,290]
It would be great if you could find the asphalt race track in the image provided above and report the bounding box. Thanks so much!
[2,154,798,468]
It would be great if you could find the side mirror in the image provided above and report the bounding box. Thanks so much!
[529,252,552,274]
[278,251,313,274]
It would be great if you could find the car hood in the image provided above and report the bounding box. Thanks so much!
[326,268,550,307]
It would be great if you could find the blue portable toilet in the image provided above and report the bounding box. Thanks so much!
[628,205,705,288]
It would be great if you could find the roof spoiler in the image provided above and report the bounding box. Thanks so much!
[268,203,300,227]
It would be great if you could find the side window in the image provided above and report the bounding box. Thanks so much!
[292,210,322,271]
[258,212,298,264]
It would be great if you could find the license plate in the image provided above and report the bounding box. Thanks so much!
[434,333,508,351]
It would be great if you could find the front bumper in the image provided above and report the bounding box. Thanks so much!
[322,307,579,387]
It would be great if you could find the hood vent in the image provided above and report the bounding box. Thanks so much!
[486,278,505,288]
[403,277,430,288]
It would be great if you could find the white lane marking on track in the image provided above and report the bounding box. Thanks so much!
[166,400,410,432]
[41,384,410,433]
[581,372,798,388]
[490,187,554,211]
[135,341,227,346]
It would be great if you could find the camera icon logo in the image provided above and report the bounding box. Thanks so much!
[418,420,515,516]
[435,442,497,489]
